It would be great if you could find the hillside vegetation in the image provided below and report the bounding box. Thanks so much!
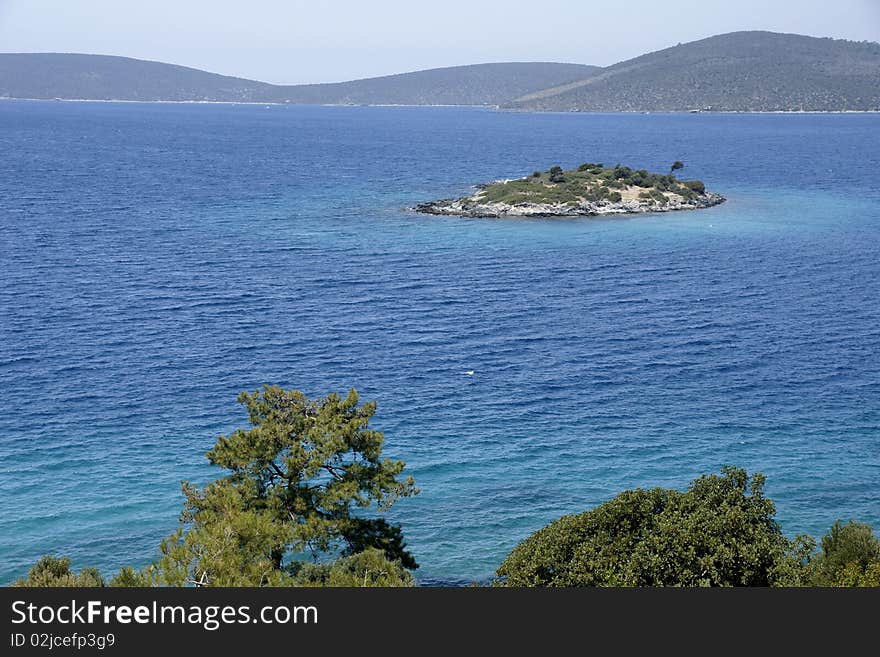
[479,162,707,206]
[507,32,880,112]
[276,62,600,105]
[0,53,277,102]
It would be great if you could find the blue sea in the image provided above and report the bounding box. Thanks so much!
[1,101,878,585]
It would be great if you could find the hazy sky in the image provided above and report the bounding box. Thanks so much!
[1,0,878,84]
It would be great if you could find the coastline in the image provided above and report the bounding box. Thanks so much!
[1,97,878,113]
[415,190,726,218]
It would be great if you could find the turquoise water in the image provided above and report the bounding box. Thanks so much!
[0,102,878,584]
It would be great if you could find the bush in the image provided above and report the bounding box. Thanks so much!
[611,165,633,181]
[832,562,880,587]
[807,520,880,586]
[683,180,706,194]
[548,166,565,183]
[14,556,105,587]
[288,548,415,587]
[497,467,795,587]
[532,170,541,178]
[676,186,698,201]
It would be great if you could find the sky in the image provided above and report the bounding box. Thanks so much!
[1,0,878,84]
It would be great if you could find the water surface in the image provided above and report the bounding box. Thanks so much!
[1,102,878,583]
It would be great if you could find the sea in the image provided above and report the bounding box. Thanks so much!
[1,101,878,585]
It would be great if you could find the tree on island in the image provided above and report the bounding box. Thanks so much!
[548,165,565,183]
[670,160,684,175]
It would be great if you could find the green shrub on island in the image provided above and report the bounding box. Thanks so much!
[683,179,706,194]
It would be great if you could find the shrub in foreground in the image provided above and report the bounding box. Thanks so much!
[806,520,880,586]
[497,467,798,586]
[14,556,104,587]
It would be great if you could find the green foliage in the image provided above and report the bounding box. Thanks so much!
[108,566,155,587]
[671,161,684,173]
[497,467,796,587]
[806,520,880,586]
[638,189,669,204]
[548,165,565,183]
[14,556,105,587]
[682,179,706,194]
[832,562,880,587]
[152,386,418,586]
[288,548,414,587]
[474,162,709,208]
[650,189,668,204]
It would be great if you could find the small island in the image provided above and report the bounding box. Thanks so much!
[415,162,725,218]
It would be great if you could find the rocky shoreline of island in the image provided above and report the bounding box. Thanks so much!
[415,190,726,217]
[414,162,726,218]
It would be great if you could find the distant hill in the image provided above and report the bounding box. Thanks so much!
[506,32,880,112]
[3,32,879,111]
[0,54,598,106]
[274,62,600,106]
[0,53,278,102]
